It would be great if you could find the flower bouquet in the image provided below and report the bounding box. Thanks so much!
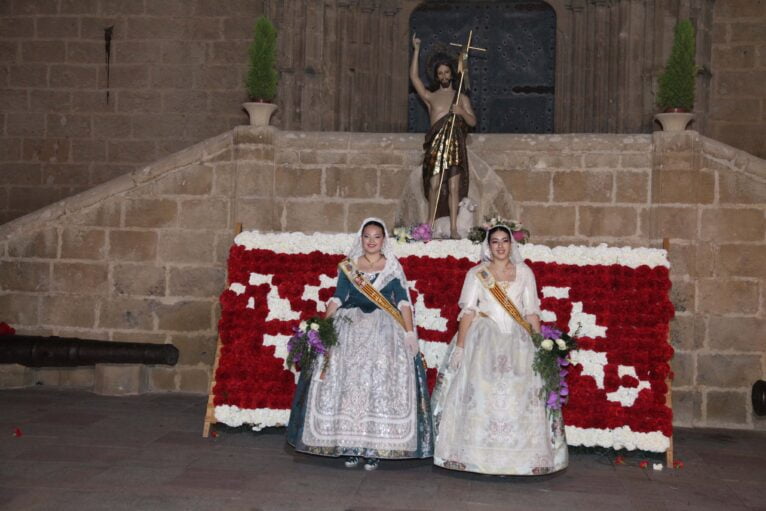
[286,317,339,373]
[531,324,578,414]
[393,223,433,244]
[467,215,530,244]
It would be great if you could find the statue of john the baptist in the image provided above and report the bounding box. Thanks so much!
[409,33,477,239]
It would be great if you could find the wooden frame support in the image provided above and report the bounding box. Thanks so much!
[202,222,243,438]
[663,237,674,468]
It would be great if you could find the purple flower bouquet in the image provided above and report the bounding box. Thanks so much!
[286,317,339,373]
[532,324,578,414]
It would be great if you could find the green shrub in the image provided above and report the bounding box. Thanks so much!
[245,16,278,102]
[657,20,695,111]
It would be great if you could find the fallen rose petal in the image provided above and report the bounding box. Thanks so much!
[13,428,22,437]
[210,431,219,438]
[638,461,648,469]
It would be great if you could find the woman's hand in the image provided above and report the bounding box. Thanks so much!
[449,346,464,370]
[324,301,339,320]
[526,313,541,335]
[404,331,419,357]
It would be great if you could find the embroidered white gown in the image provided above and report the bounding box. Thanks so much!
[287,269,433,459]
[431,264,568,475]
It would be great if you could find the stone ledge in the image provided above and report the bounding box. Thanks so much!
[0,132,235,242]
[132,131,233,184]
[701,135,766,179]
[234,125,276,145]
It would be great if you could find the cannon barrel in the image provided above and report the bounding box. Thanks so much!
[0,335,179,367]
[753,380,766,417]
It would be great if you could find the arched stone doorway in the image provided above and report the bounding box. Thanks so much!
[407,0,556,134]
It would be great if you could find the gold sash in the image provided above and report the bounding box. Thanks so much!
[338,259,406,330]
[475,266,533,335]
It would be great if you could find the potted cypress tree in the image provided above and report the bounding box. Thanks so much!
[243,16,279,126]
[655,20,696,131]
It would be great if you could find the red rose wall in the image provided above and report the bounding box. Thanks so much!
[214,233,674,453]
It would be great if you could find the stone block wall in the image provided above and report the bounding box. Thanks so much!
[234,130,421,234]
[5,0,765,224]
[667,134,766,428]
[469,134,654,245]
[0,126,764,431]
[709,0,766,158]
[0,131,238,394]
[0,0,411,223]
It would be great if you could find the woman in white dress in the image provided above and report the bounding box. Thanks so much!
[287,218,433,471]
[431,224,568,475]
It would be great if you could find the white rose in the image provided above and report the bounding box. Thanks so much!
[310,323,320,331]
[299,321,308,331]
[555,338,567,350]
[541,339,554,351]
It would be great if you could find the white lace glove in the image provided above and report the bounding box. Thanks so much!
[404,331,419,358]
[449,346,464,371]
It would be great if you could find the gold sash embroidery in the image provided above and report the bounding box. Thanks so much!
[475,266,533,335]
[338,259,406,330]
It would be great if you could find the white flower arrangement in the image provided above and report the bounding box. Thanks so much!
[234,232,670,269]
[214,405,290,431]
[564,425,670,453]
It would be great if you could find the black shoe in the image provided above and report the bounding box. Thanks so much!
[344,456,360,468]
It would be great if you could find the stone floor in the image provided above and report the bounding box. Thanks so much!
[1,388,764,511]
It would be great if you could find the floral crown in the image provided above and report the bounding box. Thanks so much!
[467,216,530,245]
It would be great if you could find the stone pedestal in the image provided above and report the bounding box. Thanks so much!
[94,364,148,395]
[0,364,33,388]
[60,367,96,388]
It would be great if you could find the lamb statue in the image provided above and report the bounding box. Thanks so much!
[432,197,478,239]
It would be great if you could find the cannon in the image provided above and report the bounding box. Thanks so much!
[0,335,178,367]
[753,380,766,417]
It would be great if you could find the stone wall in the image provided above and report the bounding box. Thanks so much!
[1,127,764,430]
[708,0,766,159]
[0,0,411,223]
[0,131,237,394]
[678,134,766,428]
[8,0,764,224]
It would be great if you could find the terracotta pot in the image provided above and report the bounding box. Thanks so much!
[243,101,278,126]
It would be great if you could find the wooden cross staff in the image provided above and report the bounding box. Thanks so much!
[430,30,487,229]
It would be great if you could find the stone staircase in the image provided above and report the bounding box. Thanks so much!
[0,127,764,431]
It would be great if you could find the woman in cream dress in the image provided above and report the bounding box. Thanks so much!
[431,225,568,475]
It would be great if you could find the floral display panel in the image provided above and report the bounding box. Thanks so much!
[215,232,674,453]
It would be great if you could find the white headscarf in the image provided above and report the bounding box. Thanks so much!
[480,225,523,264]
[347,217,408,292]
